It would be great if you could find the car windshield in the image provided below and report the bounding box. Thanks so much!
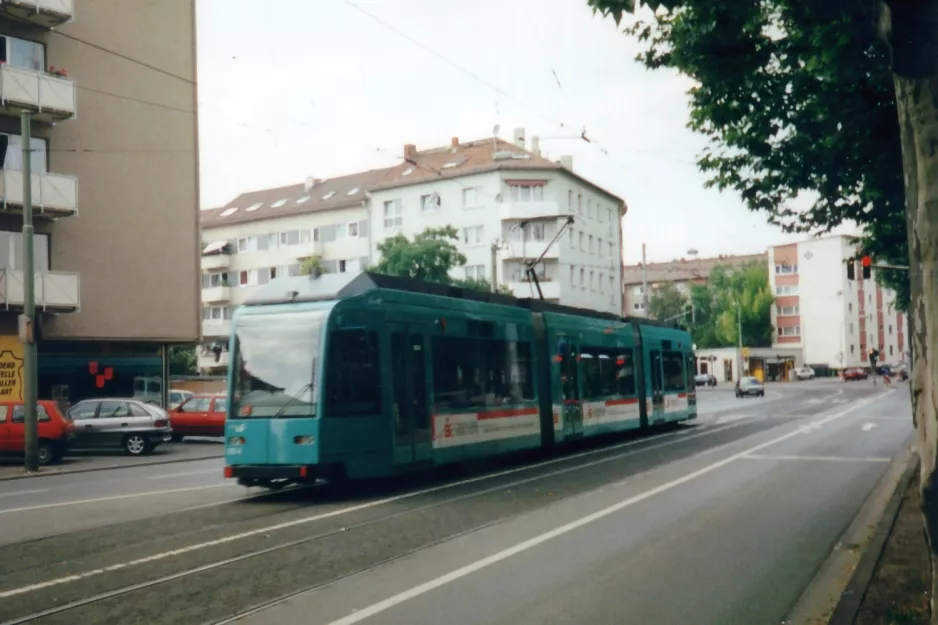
[232,308,327,419]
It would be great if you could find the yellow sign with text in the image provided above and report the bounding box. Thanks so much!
[0,335,24,401]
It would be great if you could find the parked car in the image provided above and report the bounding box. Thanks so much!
[842,367,869,381]
[794,366,815,380]
[0,400,75,465]
[735,376,765,398]
[66,398,173,455]
[168,394,226,441]
[694,373,717,387]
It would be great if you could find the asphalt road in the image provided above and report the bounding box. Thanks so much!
[0,379,913,625]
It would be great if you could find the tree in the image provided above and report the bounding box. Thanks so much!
[586,0,910,309]
[648,282,688,321]
[709,263,776,348]
[454,277,515,296]
[300,255,326,277]
[169,346,196,376]
[588,0,938,612]
[373,226,467,284]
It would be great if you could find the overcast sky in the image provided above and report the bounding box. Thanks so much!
[195,0,858,264]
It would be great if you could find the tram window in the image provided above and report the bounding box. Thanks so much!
[325,330,382,416]
[662,350,686,392]
[685,353,695,389]
[615,350,636,396]
[431,336,535,411]
[579,349,601,400]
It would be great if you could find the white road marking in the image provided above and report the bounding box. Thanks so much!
[862,423,879,432]
[713,414,753,425]
[147,468,220,480]
[0,420,750,600]
[0,484,238,515]
[800,422,824,434]
[323,390,894,625]
[0,488,49,499]
[742,454,890,463]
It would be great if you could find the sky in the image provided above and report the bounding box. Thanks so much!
[195,0,859,265]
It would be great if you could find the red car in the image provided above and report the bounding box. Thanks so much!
[843,367,869,381]
[169,394,226,441]
[0,400,75,465]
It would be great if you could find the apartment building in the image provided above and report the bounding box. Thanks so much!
[769,234,908,371]
[198,130,626,371]
[0,1,199,403]
[622,252,767,316]
[368,130,626,312]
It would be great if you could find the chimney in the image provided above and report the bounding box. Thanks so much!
[513,127,526,149]
[451,137,459,148]
[559,155,573,170]
[404,144,417,160]
[531,136,541,156]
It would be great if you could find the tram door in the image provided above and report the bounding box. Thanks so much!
[649,349,665,423]
[560,341,583,437]
[389,324,433,466]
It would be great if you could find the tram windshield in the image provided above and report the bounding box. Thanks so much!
[232,309,326,418]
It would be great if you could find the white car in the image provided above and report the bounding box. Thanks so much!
[795,366,815,380]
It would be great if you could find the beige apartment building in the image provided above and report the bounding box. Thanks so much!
[0,1,199,403]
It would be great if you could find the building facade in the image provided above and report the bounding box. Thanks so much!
[622,253,767,317]
[769,234,908,371]
[199,131,626,372]
[0,1,200,403]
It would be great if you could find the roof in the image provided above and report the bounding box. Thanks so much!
[371,137,627,210]
[201,136,628,229]
[622,252,768,286]
[200,167,397,228]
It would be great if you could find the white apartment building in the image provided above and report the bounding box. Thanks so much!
[368,130,626,312]
[769,234,908,371]
[198,130,627,373]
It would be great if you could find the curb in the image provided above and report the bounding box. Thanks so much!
[827,450,919,625]
[0,450,224,482]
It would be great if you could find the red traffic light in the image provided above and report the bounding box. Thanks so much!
[861,255,872,267]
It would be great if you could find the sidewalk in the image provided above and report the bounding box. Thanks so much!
[0,440,224,481]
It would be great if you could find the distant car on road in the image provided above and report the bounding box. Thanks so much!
[694,373,717,387]
[66,398,173,455]
[794,366,815,380]
[842,368,869,381]
[735,376,765,398]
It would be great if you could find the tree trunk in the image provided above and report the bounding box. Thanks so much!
[893,65,938,625]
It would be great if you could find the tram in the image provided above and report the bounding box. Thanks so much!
[223,272,696,488]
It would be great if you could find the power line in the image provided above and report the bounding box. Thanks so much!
[76,85,194,114]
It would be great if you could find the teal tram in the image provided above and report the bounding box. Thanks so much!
[223,272,697,489]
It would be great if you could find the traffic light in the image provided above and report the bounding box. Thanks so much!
[861,255,872,280]
[869,348,879,370]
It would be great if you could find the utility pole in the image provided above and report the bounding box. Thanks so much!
[20,111,38,472]
[490,241,499,293]
[641,243,649,315]
[736,300,744,379]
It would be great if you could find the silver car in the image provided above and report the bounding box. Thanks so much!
[66,398,173,455]
[735,376,765,398]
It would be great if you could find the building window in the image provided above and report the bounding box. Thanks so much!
[777,305,799,316]
[889,324,893,334]
[598,272,604,292]
[509,184,544,202]
[587,199,593,219]
[580,268,585,288]
[579,232,585,251]
[598,238,603,257]
[463,225,484,245]
[348,222,359,237]
[577,194,582,214]
[570,265,575,285]
[568,190,573,209]
[609,242,614,258]
[335,223,348,239]
[421,193,442,212]
[589,235,595,254]
[890,345,894,355]
[568,229,574,247]
[383,200,402,229]
[776,285,798,296]
[848,302,853,312]
[849,322,854,333]
[1,35,44,72]
[779,326,800,337]
[775,264,797,275]
[465,265,485,281]
[462,188,479,208]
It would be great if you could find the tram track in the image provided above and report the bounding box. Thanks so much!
[0,414,808,625]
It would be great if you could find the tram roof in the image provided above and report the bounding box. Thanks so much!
[242,271,683,330]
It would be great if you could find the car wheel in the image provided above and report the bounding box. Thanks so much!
[124,434,151,456]
[37,441,54,465]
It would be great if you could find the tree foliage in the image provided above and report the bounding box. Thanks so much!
[648,282,688,321]
[684,263,775,348]
[587,0,909,309]
[169,346,196,376]
[300,255,326,277]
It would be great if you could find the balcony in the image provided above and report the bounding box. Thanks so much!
[0,169,77,217]
[0,64,76,122]
[501,240,560,260]
[294,240,324,259]
[499,201,562,221]
[202,285,231,303]
[0,0,73,28]
[201,254,230,272]
[202,319,231,339]
[507,280,560,300]
[0,268,79,311]
[197,349,229,372]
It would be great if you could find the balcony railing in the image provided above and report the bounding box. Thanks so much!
[507,280,560,300]
[0,268,79,311]
[499,201,562,221]
[197,350,229,371]
[0,169,77,217]
[202,319,231,339]
[0,0,73,27]
[202,285,231,303]
[0,64,76,122]
[294,240,324,259]
[201,254,230,271]
[501,240,559,260]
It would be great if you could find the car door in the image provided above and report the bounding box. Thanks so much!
[95,400,135,448]
[173,397,212,436]
[208,397,227,437]
[68,401,102,447]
